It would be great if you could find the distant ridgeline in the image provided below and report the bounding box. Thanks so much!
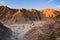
[0,6,60,24]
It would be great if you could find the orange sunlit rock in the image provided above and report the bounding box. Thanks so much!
[13,10,22,17]
[58,10,60,12]
[28,9,36,12]
[40,8,59,17]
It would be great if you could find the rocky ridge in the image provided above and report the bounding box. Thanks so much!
[0,6,60,24]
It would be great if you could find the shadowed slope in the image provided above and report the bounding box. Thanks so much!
[0,22,13,40]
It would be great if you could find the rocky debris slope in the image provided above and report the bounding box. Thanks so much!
[4,20,59,40]
[5,21,46,40]
[0,19,60,40]
[24,21,60,40]
[2,20,59,40]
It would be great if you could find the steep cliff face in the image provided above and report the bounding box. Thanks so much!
[0,6,60,24]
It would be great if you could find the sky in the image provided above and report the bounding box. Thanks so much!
[0,0,60,10]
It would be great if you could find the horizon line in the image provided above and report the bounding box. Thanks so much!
[0,5,60,10]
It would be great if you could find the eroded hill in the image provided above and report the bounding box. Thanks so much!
[0,6,60,24]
